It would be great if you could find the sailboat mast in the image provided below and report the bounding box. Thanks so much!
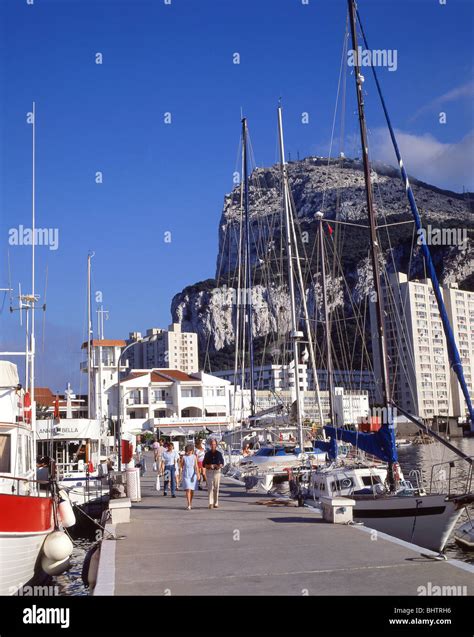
[316,213,336,424]
[354,7,474,432]
[30,101,37,456]
[277,106,304,450]
[242,118,256,417]
[348,0,391,407]
[87,252,93,419]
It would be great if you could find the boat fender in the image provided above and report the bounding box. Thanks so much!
[43,530,74,562]
[41,555,71,576]
[58,497,76,529]
[82,544,100,589]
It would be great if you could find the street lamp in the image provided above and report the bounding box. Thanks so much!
[116,336,150,470]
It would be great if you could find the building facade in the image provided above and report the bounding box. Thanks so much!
[106,369,232,434]
[230,387,369,426]
[126,324,198,374]
[81,339,129,421]
[214,364,376,404]
[370,273,474,422]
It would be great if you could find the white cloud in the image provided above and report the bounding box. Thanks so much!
[410,80,474,122]
[367,127,474,192]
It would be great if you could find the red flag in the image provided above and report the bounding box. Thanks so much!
[326,223,334,237]
[24,392,31,424]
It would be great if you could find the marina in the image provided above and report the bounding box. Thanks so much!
[92,462,473,597]
[0,0,473,633]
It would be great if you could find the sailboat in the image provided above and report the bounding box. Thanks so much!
[306,0,473,553]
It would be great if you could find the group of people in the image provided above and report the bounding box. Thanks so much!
[151,438,225,510]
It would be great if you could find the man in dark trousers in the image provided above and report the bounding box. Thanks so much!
[203,438,224,509]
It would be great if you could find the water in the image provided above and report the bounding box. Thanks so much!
[397,436,474,564]
[56,538,95,596]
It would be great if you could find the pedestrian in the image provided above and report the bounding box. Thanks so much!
[203,439,224,509]
[180,444,200,510]
[135,437,146,477]
[160,442,179,498]
[195,439,206,490]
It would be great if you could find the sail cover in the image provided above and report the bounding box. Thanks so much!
[323,425,398,463]
[313,437,338,459]
[0,361,19,388]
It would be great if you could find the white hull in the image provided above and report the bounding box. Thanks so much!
[353,494,464,552]
[0,530,50,595]
[454,521,474,550]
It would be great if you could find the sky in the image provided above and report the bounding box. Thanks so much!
[0,0,473,391]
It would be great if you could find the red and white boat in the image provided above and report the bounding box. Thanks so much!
[0,361,54,595]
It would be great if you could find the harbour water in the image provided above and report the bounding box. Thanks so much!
[397,436,474,564]
[56,538,94,597]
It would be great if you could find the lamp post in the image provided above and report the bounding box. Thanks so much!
[116,336,150,470]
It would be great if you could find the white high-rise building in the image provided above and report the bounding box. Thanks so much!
[213,364,376,404]
[230,387,369,426]
[126,323,199,374]
[370,272,474,422]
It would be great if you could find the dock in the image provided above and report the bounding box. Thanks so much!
[94,470,474,596]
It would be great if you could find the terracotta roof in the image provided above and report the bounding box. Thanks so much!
[81,339,127,349]
[118,372,148,384]
[150,371,174,384]
[34,387,63,406]
[151,369,196,382]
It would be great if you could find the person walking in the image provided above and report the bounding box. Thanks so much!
[203,439,224,509]
[160,442,179,498]
[195,439,206,490]
[180,444,200,510]
[135,436,146,477]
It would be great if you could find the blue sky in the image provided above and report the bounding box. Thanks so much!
[0,0,473,391]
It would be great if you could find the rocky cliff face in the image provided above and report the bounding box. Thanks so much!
[171,157,473,358]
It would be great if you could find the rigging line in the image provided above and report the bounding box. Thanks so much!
[287,191,325,430]
[323,236,375,377]
[327,219,369,229]
[377,220,415,229]
[356,5,474,426]
[41,265,49,355]
[321,17,350,215]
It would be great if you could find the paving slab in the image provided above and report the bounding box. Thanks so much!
[98,468,474,596]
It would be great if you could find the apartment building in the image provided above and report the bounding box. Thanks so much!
[370,272,474,422]
[106,368,232,434]
[214,364,376,404]
[126,324,198,374]
[230,387,369,426]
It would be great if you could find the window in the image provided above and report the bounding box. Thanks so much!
[0,434,11,473]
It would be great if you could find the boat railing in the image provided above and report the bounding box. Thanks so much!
[428,457,473,496]
[407,469,425,492]
[0,474,52,497]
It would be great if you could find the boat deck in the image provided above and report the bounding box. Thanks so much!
[95,470,473,596]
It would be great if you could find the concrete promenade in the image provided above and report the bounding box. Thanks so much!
[95,467,474,596]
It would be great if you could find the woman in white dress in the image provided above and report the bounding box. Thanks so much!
[180,444,200,510]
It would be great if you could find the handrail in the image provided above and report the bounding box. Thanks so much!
[0,473,46,485]
[429,457,473,496]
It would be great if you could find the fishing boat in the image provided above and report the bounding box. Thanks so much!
[0,361,54,595]
[36,416,105,508]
